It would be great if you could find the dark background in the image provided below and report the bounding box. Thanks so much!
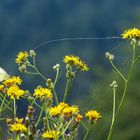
[0,0,140,139]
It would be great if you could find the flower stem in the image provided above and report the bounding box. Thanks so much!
[112,89,116,125]
[16,133,20,140]
[0,94,6,116]
[63,79,72,102]
[110,61,127,83]
[107,44,136,140]
[35,103,44,127]
[81,121,90,140]
[13,98,16,118]
[52,88,59,105]
[83,129,89,140]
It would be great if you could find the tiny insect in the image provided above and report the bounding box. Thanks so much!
[0,67,9,82]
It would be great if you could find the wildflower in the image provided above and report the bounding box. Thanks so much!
[33,86,53,100]
[85,110,101,121]
[64,55,89,71]
[0,84,4,92]
[62,106,79,117]
[49,106,61,116]
[49,102,68,116]
[75,114,83,122]
[9,118,27,133]
[7,85,25,99]
[3,76,22,87]
[122,28,140,40]
[15,51,28,65]
[57,102,69,110]
[42,130,59,139]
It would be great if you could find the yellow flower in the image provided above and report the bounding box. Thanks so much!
[49,102,79,118]
[33,86,53,100]
[85,110,101,121]
[49,102,69,116]
[3,76,22,87]
[62,106,79,117]
[42,130,59,138]
[122,28,140,39]
[63,55,89,71]
[15,51,28,65]
[75,114,83,122]
[49,106,61,116]
[57,102,69,110]
[9,118,27,133]
[7,85,25,99]
[0,84,4,92]
[14,118,24,123]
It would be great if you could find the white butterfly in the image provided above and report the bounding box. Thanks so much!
[0,67,9,82]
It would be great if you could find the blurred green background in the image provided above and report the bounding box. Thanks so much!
[0,0,140,139]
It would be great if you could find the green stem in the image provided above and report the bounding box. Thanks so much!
[28,58,47,81]
[107,88,116,140]
[83,129,89,140]
[34,66,47,81]
[1,101,12,112]
[35,103,44,127]
[0,94,6,116]
[107,45,136,140]
[13,98,16,118]
[54,68,60,86]
[63,79,72,102]
[81,121,89,140]
[110,61,127,83]
[60,118,74,136]
[112,89,116,124]
[52,88,59,105]
[16,133,20,140]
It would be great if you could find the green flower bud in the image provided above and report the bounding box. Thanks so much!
[19,64,27,73]
[29,50,36,57]
[105,52,114,61]
[110,80,118,89]
[53,64,60,70]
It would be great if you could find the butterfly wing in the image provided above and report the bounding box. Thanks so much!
[0,67,9,82]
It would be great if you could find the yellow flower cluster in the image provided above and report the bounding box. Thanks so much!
[3,76,22,87]
[85,110,101,121]
[64,55,89,71]
[42,130,59,139]
[15,51,29,65]
[9,118,27,133]
[7,85,25,100]
[49,102,79,117]
[122,28,140,39]
[75,114,83,122]
[0,76,25,99]
[33,86,53,100]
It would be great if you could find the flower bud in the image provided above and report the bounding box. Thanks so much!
[131,38,136,45]
[53,64,60,70]
[46,79,53,88]
[66,71,75,79]
[19,64,27,73]
[110,80,118,89]
[66,64,72,71]
[105,52,114,61]
[29,50,36,57]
